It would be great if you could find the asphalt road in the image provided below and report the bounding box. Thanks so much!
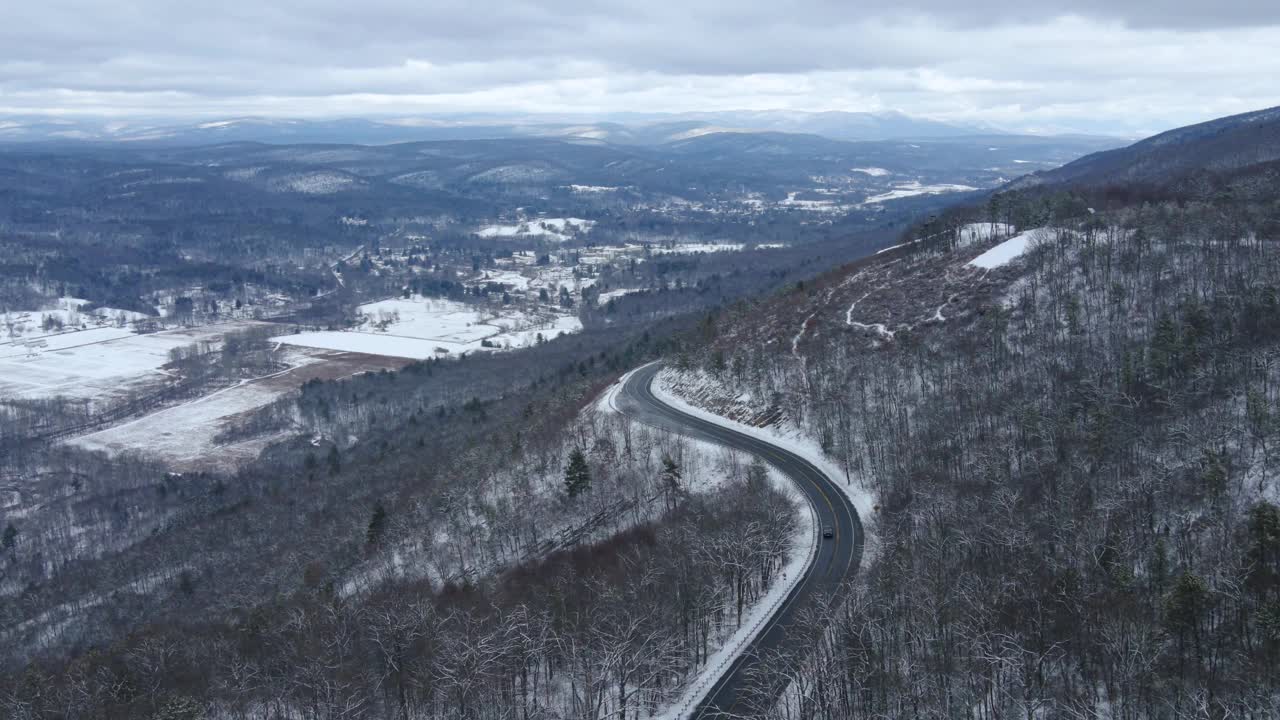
[615,363,865,718]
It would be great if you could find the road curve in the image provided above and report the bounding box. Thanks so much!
[615,363,865,718]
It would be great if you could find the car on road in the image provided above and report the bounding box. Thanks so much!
[823,525,834,539]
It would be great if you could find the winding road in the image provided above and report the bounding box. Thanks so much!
[615,363,865,718]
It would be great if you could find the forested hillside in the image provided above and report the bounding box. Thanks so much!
[1011,105,1280,191]
[663,186,1280,715]
[0,315,808,718]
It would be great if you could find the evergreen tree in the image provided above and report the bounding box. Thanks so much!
[1201,448,1228,504]
[367,503,388,546]
[1164,572,1208,657]
[1247,502,1280,598]
[564,449,591,498]
[659,454,684,511]
[178,570,196,597]
[1,522,16,551]
[746,457,769,489]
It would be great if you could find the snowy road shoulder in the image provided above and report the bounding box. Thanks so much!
[604,365,820,720]
[653,369,878,523]
[653,471,816,720]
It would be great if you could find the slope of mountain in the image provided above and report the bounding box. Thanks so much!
[1009,104,1280,190]
[655,105,1280,718]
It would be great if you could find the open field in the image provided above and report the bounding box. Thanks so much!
[6,297,578,469]
[0,315,408,469]
[276,296,581,359]
[475,217,594,241]
[2,297,151,343]
[67,347,409,471]
[0,321,275,404]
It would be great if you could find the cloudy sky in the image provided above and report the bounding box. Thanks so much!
[4,0,1280,135]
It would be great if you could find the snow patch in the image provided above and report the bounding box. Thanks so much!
[647,242,743,255]
[565,184,622,193]
[596,288,644,306]
[269,171,361,195]
[276,296,581,359]
[968,228,1046,269]
[476,217,594,242]
[863,181,978,204]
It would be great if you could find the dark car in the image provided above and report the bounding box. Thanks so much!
[822,525,834,539]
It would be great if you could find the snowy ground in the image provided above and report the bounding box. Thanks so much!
[0,320,272,403]
[863,180,978,204]
[957,222,1015,247]
[2,297,151,343]
[969,228,1046,269]
[0,308,422,468]
[596,288,646,305]
[652,369,877,533]
[275,296,581,360]
[648,242,745,254]
[68,347,407,471]
[654,473,814,720]
[476,217,594,242]
[460,240,787,313]
[564,184,623,193]
[780,192,849,213]
[342,367,789,604]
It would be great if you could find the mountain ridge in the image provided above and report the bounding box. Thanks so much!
[1007,104,1280,191]
[0,111,1118,148]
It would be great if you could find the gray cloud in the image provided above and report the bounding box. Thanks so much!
[4,0,1280,133]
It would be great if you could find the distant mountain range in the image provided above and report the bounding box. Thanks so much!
[0,110,1112,147]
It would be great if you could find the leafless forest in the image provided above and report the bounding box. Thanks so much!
[671,197,1280,718]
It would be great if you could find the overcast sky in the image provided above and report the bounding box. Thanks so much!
[4,0,1280,135]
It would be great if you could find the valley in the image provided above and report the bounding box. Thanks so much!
[3,104,1280,720]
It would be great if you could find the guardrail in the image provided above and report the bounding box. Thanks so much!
[664,469,821,720]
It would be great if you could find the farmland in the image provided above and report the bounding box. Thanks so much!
[277,296,581,359]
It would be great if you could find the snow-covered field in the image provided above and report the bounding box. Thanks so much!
[476,217,594,242]
[276,296,581,360]
[68,351,313,469]
[851,167,891,176]
[0,316,391,469]
[67,347,406,471]
[564,184,623,193]
[863,180,978,204]
[780,192,848,213]
[596,288,645,305]
[3,297,150,342]
[648,242,744,254]
[0,321,268,403]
